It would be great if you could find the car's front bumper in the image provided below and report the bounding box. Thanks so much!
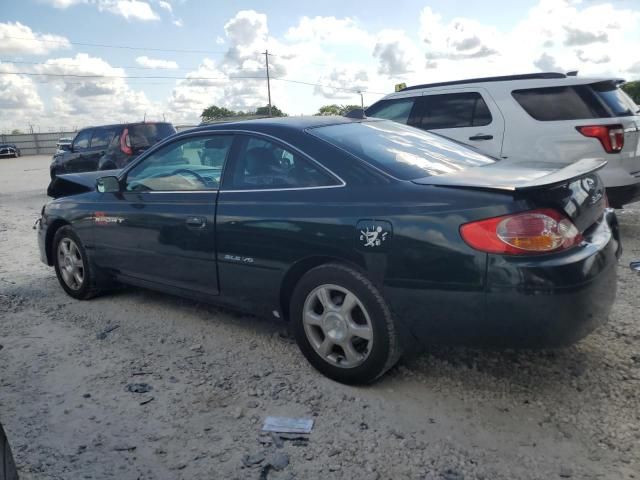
[384,209,621,348]
[36,215,50,265]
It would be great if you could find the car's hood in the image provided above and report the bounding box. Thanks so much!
[47,170,120,198]
[412,158,607,191]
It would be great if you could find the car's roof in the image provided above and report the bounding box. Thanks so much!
[78,121,173,131]
[381,73,624,100]
[189,115,371,133]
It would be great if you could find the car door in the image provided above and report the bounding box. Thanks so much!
[83,126,118,171]
[65,129,92,173]
[410,88,505,158]
[90,132,234,295]
[215,133,344,313]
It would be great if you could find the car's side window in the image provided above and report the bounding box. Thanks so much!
[366,98,416,123]
[413,92,493,130]
[90,128,117,149]
[72,130,92,151]
[225,136,338,190]
[125,135,233,192]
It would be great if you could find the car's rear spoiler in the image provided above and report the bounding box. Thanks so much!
[412,158,607,191]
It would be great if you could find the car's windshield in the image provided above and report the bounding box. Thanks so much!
[309,120,495,180]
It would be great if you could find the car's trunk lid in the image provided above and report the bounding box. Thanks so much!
[413,158,608,232]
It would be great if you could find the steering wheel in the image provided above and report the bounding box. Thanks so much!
[171,168,208,186]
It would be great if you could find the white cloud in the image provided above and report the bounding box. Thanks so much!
[533,53,562,72]
[314,67,369,100]
[173,18,183,27]
[373,29,421,77]
[98,0,159,21]
[0,64,44,111]
[135,56,178,69]
[0,22,70,55]
[420,7,500,60]
[40,0,86,7]
[285,16,371,46]
[42,0,160,21]
[158,0,172,13]
[33,54,161,125]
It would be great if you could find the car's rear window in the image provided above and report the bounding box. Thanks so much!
[590,81,638,117]
[512,82,637,121]
[309,120,494,180]
[128,123,176,147]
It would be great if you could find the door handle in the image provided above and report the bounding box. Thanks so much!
[185,216,206,228]
[469,134,493,141]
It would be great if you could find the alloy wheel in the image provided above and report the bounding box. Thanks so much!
[302,284,374,368]
[57,238,84,290]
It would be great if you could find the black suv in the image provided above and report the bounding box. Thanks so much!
[50,122,176,179]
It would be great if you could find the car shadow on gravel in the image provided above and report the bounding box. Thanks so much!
[97,284,606,392]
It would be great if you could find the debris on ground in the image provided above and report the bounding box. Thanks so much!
[262,416,314,434]
[125,383,152,394]
[96,324,120,340]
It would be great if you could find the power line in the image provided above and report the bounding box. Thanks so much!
[0,71,265,80]
[1,35,230,55]
[1,59,197,72]
[273,78,385,95]
[0,70,385,95]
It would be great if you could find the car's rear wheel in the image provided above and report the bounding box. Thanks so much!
[53,226,102,300]
[1,423,18,480]
[290,263,402,384]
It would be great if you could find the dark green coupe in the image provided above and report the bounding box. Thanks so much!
[38,117,621,383]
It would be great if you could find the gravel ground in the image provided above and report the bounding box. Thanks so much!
[1,155,639,480]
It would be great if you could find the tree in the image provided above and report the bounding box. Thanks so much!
[255,105,287,117]
[315,104,364,116]
[10,129,22,135]
[201,105,236,122]
[621,81,640,105]
[316,104,342,116]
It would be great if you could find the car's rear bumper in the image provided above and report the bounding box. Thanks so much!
[385,210,621,348]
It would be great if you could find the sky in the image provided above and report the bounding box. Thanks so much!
[0,0,639,132]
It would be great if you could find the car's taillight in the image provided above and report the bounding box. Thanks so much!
[576,124,624,153]
[460,209,582,255]
[120,128,132,155]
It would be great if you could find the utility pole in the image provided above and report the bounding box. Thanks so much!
[263,50,272,117]
[358,91,364,110]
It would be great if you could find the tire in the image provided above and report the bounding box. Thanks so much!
[290,263,402,384]
[1,423,18,480]
[53,226,103,300]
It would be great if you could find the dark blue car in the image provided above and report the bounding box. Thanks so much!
[38,117,621,383]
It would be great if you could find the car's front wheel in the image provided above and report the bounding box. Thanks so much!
[53,226,103,300]
[290,263,402,384]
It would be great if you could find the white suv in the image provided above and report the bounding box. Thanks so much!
[366,73,640,208]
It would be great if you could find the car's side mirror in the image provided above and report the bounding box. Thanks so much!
[61,144,72,152]
[96,176,120,193]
